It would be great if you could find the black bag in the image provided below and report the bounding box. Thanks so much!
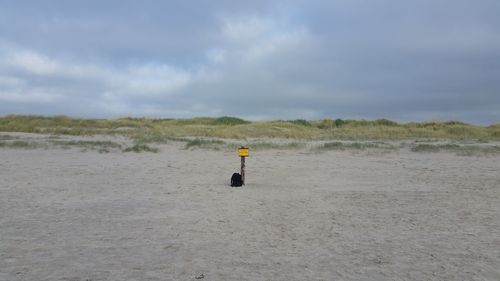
[231,173,242,187]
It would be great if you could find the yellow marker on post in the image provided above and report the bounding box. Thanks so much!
[238,147,249,185]
[238,147,249,157]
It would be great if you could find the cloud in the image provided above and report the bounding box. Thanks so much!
[111,64,192,98]
[6,51,61,76]
[0,1,499,124]
[0,47,201,116]
[218,15,309,63]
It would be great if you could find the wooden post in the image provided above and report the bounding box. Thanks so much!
[238,146,249,186]
[241,156,245,185]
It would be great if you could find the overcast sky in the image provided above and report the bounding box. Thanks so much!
[0,1,499,124]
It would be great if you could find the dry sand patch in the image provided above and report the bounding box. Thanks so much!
[1,139,499,280]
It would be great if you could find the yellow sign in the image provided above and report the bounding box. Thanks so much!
[238,147,249,157]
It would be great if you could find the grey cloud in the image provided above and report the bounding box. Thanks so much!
[0,1,499,124]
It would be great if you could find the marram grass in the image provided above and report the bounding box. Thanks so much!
[1,115,499,141]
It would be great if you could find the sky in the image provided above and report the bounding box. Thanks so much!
[0,0,499,124]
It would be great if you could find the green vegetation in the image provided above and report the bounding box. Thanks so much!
[0,137,159,153]
[248,141,306,150]
[185,139,226,150]
[213,116,250,125]
[122,144,159,153]
[411,143,500,156]
[317,141,392,151]
[2,118,499,156]
[411,143,461,152]
[0,139,125,153]
[285,119,312,127]
[0,134,17,140]
[1,115,499,141]
[0,140,43,149]
[50,140,123,153]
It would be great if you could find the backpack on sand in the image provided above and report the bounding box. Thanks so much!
[231,173,242,187]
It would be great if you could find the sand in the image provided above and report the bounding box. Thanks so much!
[1,136,499,281]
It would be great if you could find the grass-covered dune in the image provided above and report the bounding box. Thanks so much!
[1,115,499,141]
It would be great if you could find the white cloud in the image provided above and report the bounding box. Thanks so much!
[0,49,108,79]
[216,16,310,64]
[0,16,313,117]
[0,90,61,103]
[6,51,60,75]
[0,47,197,104]
[242,27,307,63]
[110,64,192,98]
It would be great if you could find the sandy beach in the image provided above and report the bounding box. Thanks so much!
[1,135,499,281]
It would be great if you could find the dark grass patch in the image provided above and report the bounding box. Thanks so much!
[0,134,17,140]
[413,139,441,143]
[318,142,383,151]
[1,138,161,153]
[213,116,250,125]
[185,139,226,150]
[411,143,460,152]
[458,146,500,156]
[249,142,305,150]
[133,133,189,144]
[411,143,500,156]
[50,140,121,147]
[0,140,44,149]
[50,140,123,153]
[286,119,312,127]
[319,142,345,150]
[123,144,159,153]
